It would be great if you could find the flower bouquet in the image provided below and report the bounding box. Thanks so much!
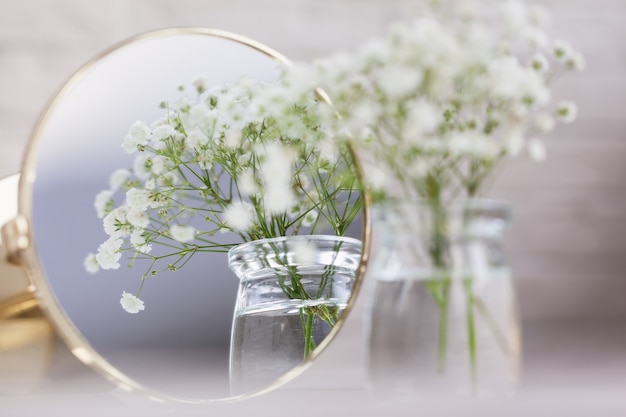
[294,0,584,395]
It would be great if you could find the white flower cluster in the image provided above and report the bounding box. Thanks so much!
[85,75,361,312]
[298,0,584,200]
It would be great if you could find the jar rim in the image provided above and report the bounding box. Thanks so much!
[370,198,512,238]
[228,234,362,258]
[371,197,510,211]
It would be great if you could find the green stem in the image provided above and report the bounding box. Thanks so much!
[426,198,453,376]
[301,308,316,358]
[474,298,511,355]
[437,278,451,374]
[266,239,342,360]
[464,279,478,389]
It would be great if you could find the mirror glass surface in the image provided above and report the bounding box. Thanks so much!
[19,29,364,401]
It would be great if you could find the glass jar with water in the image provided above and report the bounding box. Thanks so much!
[365,199,520,398]
[228,235,361,395]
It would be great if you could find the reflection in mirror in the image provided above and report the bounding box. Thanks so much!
[18,29,365,402]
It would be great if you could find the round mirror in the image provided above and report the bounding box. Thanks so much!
[7,28,367,402]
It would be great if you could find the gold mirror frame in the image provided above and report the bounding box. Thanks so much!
[0,28,370,404]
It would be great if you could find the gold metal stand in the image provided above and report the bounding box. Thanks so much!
[0,174,107,395]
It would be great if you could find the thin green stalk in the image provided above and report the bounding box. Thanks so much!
[474,298,511,355]
[265,240,341,360]
[437,278,451,374]
[301,308,316,358]
[464,279,478,388]
[427,198,454,376]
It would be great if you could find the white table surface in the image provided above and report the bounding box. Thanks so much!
[1,300,625,417]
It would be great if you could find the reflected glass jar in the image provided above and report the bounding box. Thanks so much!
[228,235,361,395]
[365,200,520,398]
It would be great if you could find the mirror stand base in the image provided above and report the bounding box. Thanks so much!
[0,173,112,396]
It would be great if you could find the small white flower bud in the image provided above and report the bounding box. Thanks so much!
[556,101,578,123]
[534,112,556,133]
[527,139,547,162]
[553,40,573,63]
[567,51,587,72]
[170,225,196,243]
[120,292,145,314]
[530,53,550,74]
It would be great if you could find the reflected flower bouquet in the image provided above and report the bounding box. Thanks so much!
[84,74,361,314]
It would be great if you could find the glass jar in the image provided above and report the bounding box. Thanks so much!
[228,235,362,395]
[365,200,520,398]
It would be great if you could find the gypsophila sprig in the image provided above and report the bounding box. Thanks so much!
[85,74,361,312]
[284,0,585,384]
[299,0,584,203]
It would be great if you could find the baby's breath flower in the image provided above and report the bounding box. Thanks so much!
[109,169,131,191]
[151,124,176,142]
[186,128,210,150]
[534,112,556,133]
[527,139,547,161]
[144,178,156,191]
[95,237,123,270]
[130,230,151,254]
[122,121,151,154]
[566,51,586,72]
[259,143,294,215]
[404,99,441,136]
[505,128,524,157]
[292,239,317,264]
[170,225,196,243]
[188,103,217,131]
[500,0,529,30]
[83,253,100,275]
[317,139,338,164]
[556,101,578,123]
[127,209,150,229]
[196,152,213,170]
[224,130,243,148]
[223,201,255,232]
[263,187,294,216]
[530,53,550,74]
[103,206,132,237]
[120,292,145,314]
[487,57,532,101]
[238,170,258,196]
[126,188,151,212]
[302,210,319,228]
[94,190,114,219]
[448,133,499,158]
[192,75,208,93]
[158,172,180,187]
[364,165,389,192]
[133,154,153,181]
[376,64,423,99]
[553,40,573,63]
[151,156,167,175]
[347,101,379,129]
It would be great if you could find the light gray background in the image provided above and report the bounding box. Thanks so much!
[1,0,624,322]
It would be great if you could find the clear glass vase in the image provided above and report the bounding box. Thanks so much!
[228,235,362,395]
[365,199,520,398]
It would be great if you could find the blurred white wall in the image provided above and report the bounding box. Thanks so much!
[0,0,625,322]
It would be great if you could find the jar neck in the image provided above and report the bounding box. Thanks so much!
[228,235,362,282]
[371,198,511,241]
